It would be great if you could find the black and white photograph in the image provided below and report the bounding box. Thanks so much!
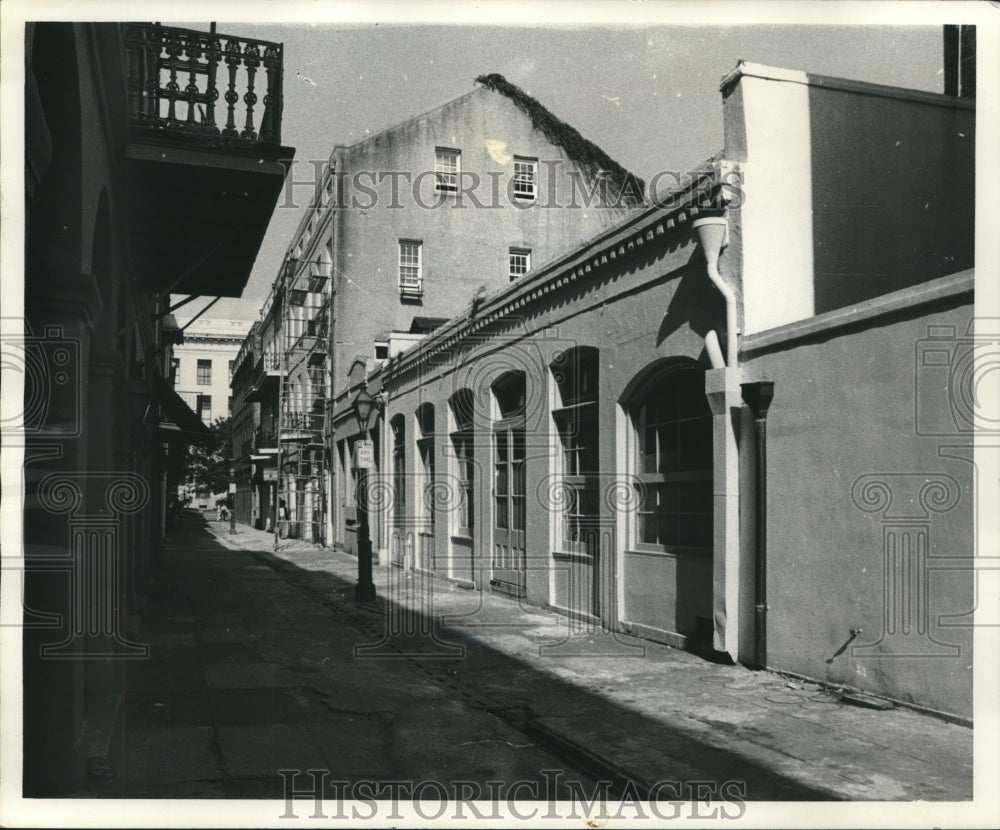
[2,1,998,826]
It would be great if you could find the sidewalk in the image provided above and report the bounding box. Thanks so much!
[200,519,972,802]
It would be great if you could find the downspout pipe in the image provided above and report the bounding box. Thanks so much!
[741,381,774,670]
[691,216,737,368]
[695,211,742,658]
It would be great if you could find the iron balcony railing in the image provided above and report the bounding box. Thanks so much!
[124,23,284,147]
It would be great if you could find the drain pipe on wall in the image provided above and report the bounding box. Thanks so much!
[692,216,737,369]
[740,381,774,669]
[692,212,742,660]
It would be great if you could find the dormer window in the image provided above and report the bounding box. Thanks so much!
[435,148,460,194]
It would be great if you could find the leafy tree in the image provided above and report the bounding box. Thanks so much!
[186,416,233,495]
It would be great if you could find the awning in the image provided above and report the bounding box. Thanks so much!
[153,375,213,444]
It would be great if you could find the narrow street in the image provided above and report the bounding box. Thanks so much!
[100,514,598,800]
[87,513,971,804]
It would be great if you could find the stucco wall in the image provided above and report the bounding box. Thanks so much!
[742,296,974,716]
[327,86,638,399]
[378,215,725,637]
[728,64,975,334]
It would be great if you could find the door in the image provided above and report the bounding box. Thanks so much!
[492,420,526,595]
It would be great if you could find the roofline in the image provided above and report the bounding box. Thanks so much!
[336,86,483,154]
[720,61,975,110]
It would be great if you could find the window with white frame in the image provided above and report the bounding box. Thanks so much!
[435,148,460,194]
[398,240,423,296]
[513,156,537,201]
[509,247,531,281]
[197,394,212,422]
[631,366,713,552]
[196,359,212,385]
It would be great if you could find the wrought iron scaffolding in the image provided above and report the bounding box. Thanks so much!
[273,257,332,548]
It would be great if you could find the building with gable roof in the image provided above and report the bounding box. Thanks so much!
[357,59,976,720]
[232,74,646,544]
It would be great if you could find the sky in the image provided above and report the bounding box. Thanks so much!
[173,17,944,324]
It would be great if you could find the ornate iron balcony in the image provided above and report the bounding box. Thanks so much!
[124,23,284,148]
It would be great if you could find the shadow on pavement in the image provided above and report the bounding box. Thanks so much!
[95,514,843,802]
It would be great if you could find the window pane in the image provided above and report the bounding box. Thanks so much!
[436,149,459,193]
[495,495,508,529]
[512,495,525,531]
[197,359,212,385]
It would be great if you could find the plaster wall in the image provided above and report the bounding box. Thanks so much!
[379,218,724,638]
[727,64,974,334]
[320,86,637,397]
[742,296,974,716]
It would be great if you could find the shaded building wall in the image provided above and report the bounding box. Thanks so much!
[741,282,974,717]
[725,63,974,333]
[22,22,166,793]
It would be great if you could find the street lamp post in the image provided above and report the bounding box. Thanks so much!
[229,465,237,535]
[351,388,381,602]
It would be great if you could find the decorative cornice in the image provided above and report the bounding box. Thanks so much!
[383,172,723,383]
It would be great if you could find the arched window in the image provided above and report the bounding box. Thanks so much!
[551,347,599,552]
[631,366,712,552]
[449,389,475,536]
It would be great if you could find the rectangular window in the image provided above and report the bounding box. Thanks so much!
[513,156,537,201]
[435,148,460,194]
[229,359,235,378]
[553,350,600,553]
[399,240,423,296]
[417,437,434,526]
[228,396,233,415]
[197,359,212,386]
[392,418,406,523]
[449,390,475,537]
[509,248,531,281]
[416,406,435,528]
[197,394,212,422]
[171,358,180,386]
[451,433,474,535]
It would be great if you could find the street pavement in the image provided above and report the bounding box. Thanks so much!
[92,512,971,803]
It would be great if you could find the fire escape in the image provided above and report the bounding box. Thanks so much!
[274,258,332,545]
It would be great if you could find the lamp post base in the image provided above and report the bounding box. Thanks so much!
[354,582,377,602]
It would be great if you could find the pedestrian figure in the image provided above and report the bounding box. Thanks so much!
[278,499,288,538]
